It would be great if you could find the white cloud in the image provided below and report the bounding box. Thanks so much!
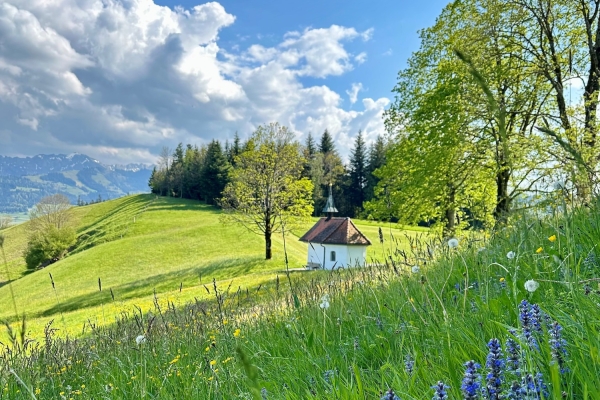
[0,0,386,164]
[346,83,363,104]
[354,52,367,64]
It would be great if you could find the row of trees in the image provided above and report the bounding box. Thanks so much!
[149,130,389,218]
[367,0,600,235]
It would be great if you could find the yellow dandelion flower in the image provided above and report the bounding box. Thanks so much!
[204,346,210,352]
[35,388,41,395]
[210,360,217,366]
[233,329,241,338]
[222,319,228,325]
[548,235,557,242]
[499,277,505,282]
[536,247,543,253]
[170,356,180,365]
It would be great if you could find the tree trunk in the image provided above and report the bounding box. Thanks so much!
[443,184,456,238]
[494,167,511,224]
[265,228,272,260]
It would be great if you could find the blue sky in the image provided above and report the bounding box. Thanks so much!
[0,0,449,164]
[162,0,448,106]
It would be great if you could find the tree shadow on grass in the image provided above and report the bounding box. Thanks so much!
[39,255,270,317]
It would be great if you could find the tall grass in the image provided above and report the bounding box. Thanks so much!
[2,199,600,399]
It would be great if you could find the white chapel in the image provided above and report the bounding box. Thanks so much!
[299,185,371,270]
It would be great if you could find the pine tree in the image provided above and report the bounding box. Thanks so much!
[348,131,368,216]
[302,133,317,178]
[366,135,387,202]
[319,129,335,154]
[201,140,230,205]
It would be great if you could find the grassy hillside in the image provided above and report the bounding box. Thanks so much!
[3,198,599,398]
[0,194,428,338]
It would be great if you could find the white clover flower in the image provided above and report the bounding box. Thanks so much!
[447,238,459,248]
[319,294,330,309]
[135,335,146,345]
[506,251,516,259]
[411,265,420,274]
[524,279,540,293]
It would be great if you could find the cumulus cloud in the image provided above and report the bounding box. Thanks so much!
[346,83,363,105]
[0,0,388,164]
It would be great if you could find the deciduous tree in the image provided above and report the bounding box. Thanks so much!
[219,123,313,260]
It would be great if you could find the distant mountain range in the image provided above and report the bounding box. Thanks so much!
[0,154,152,214]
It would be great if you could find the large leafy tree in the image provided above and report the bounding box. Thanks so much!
[219,123,313,260]
[374,0,553,229]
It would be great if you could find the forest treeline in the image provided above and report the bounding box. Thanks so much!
[148,130,387,218]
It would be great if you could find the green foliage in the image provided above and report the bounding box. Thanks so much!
[318,129,335,154]
[220,123,314,259]
[348,131,368,216]
[200,140,230,205]
[23,226,76,270]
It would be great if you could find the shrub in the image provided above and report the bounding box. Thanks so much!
[24,226,76,269]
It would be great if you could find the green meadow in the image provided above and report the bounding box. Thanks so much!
[2,195,599,398]
[0,194,426,339]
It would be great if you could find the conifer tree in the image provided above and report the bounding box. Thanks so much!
[348,130,368,215]
[201,140,230,205]
[319,129,335,154]
[365,135,387,202]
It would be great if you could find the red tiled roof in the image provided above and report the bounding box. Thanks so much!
[298,217,372,245]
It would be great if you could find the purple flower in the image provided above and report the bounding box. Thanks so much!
[549,321,568,374]
[518,300,539,350]
[505,337,521,376]
[380,389,401,400]
[431,381,449,400]
[530,304,543,333]
[522,373,549,399]
[405,354,414,375]
[461,360,481,399]
[485,338,504,399]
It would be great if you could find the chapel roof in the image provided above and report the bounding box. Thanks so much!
[298,217,372,246]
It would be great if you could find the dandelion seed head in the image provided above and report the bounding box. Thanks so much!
[524,280,539,293]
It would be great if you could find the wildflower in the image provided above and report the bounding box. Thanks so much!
[530,304,543,333]
[404,354,414,375]
[549,321,568,374]
[209,360,217,366]
[507,381,525,399]
[461,360,481,399]
[135,335,146,345]
[448,238,459,248]
[320,294,330,309]
[522,373,549,398]
[524,280,539,293]
[411,265,420,274]
[505,338,521,375]
[536,247,543,254]
[380,389,401,400]
[233,329,241,338]
[431,381,449,399]
[507,251,516,259]
[519,300,539,350]
[548,235,556,242]
[485,338,504,399]
[584,252,597,270]
[323,369,336,384]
